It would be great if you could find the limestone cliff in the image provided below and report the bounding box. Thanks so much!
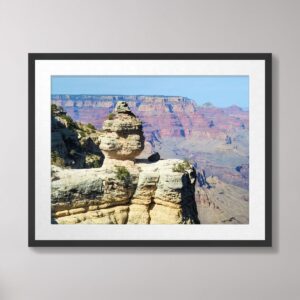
[51,102,200,224]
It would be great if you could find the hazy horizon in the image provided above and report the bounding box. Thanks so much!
[51,75,249,108]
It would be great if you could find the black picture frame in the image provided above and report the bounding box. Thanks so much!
[28,53,272,247]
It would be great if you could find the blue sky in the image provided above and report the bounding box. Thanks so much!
[51,76,249,108]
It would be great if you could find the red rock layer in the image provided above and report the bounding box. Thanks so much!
[51,95,248,143]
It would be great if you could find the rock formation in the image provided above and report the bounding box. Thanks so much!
[51,104,104,169]
[148,152,160,162]
[51,102,200,224]
[100,101,145,160]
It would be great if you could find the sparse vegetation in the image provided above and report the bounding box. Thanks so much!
[85,154,103,168]
[60,114,79,130]
[86,123,96,130]
[115,166,131,185]
[108,113,115,120]
[51,103,58,113]
[51,151,65,167]
[89,160,101,168]
[51,104,78,129]
[172,159,191,173]
[51,103,65,115]
[79,131,87,138]
[69,149,77,157]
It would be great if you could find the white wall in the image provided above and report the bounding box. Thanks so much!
[0,0,298,299]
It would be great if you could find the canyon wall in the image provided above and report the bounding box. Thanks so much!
[51,95,249,141]
[52,95,249,189]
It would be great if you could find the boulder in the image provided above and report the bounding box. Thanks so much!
[100,101,145,160]
[115,101,132,114]
[148,152,160,162]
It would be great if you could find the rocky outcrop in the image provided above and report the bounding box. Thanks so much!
[99,101,145,160]
[51,102,200,225]
[129,160,199,224]
[51,104,104,168]
[148,152,160,162]
[51,166,136,224]
[52,160,199,224]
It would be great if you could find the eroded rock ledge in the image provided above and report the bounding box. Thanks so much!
[52,159,199,224]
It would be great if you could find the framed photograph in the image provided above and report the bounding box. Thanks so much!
[29,53,272,247]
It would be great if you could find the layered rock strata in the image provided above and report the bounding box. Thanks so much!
[52,159,199,224]
[51,95,249,141]
[100,101,145,160]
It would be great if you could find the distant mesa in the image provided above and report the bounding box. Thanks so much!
[51,95,247,141]
[201,102,214,108]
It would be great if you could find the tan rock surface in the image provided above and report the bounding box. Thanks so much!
[52,159,200,224]
[100,101,145,160]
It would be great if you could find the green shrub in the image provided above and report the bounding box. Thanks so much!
[90,160,101,168]
[51,104,58,113]
[108,113,115,120]
[172,159,191,173]
[60,114,78,129]
[86,123,96,130]
[79,131,86,138]
[69,149,77,156]
[51,151,65,167]
[51,104,65,115]
[115,166,131,184]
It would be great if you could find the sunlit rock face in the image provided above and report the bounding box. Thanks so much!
[51,159,200,225]
[99,101,145,160]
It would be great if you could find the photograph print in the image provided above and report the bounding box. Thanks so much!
[29,54,271,246]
